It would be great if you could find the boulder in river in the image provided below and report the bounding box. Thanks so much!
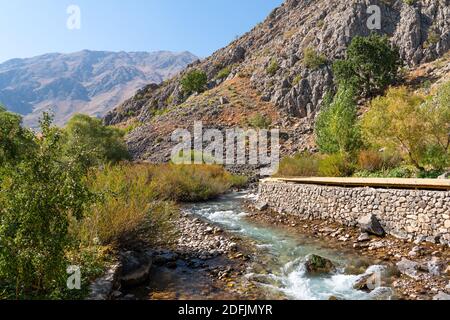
[304,254,336,275]
[358,214,386,237]
[120,251,152,287]
[353,273,378,292]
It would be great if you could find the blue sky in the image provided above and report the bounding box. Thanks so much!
[0,0,284,63]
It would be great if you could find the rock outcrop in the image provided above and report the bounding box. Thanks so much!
[104,0,449,163]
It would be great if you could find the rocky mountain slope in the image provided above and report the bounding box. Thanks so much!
[105,0,449,163]
[0,50,197,127]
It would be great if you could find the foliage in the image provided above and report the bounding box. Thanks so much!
[333,34,401,97]
[181,69,208,95]
[63,114,130,169]
[293,75,302,86]
[354,165,418,178]
[318,153,354,177]
[248,113,272,129]
[73,163,246,245]
[266,58,279,76]
[357,149,402,172]
[275,152,320,177]
[152,164,246,202]
[361,84,449,171]
[0,106,34,168]
[215,66,231,80]
[0,114,93,298]
[72,164,178,246]
[315,87,362,155]
[303,47,327,70]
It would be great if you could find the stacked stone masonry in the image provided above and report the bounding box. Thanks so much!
[258,181,450,245]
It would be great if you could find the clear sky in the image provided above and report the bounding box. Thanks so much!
[0,0,284,63]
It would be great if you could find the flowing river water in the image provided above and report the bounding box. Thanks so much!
[182,192,396,300]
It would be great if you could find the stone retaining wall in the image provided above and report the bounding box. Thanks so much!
[258,181,450,245]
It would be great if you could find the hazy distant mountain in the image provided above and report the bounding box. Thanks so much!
[0,50,198,127]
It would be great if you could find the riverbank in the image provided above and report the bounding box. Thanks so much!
[244,200,450,300]
[114,211,261,300]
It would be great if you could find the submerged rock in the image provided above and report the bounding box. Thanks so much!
[304,254,336,275]
[120,251,152,287]
[358,214,386,237]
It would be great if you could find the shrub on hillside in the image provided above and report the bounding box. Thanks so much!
[248,113,272,129]
[266,58,279,75]
[333,34,401,97]
[181,69,208,95]
[303,47,327,70]
[215,66,231,80]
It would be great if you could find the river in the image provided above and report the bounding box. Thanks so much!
[183,192,395,300]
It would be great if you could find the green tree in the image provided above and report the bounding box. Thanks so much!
[315,87,362,155]
[420,81,450,169]
[360,85,449,171]
[63,114,130,169]
[333,34,401,97]
[0,114,92,298]
[0,106,34,168]
[181,69,208,95]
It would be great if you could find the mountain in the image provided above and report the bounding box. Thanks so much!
[105,0,449,164]
[0,50,198,127]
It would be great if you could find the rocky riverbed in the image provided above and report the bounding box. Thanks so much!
[106,212,262,300]
[245,201,450,300]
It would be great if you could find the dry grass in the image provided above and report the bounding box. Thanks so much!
[72,163,246,245]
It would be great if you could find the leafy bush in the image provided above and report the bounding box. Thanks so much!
[266,58,279,75]
[357,149,402,172]
[0,114,93,298]
[215,66,231,80]
[248,114,272,129]
[64,114,130,169]
[181,69,208,95]
[315,87,362,155]
[333,34,401,97]
[318,153,354,177]
[276,153,320,177]
[303,47,327,70]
